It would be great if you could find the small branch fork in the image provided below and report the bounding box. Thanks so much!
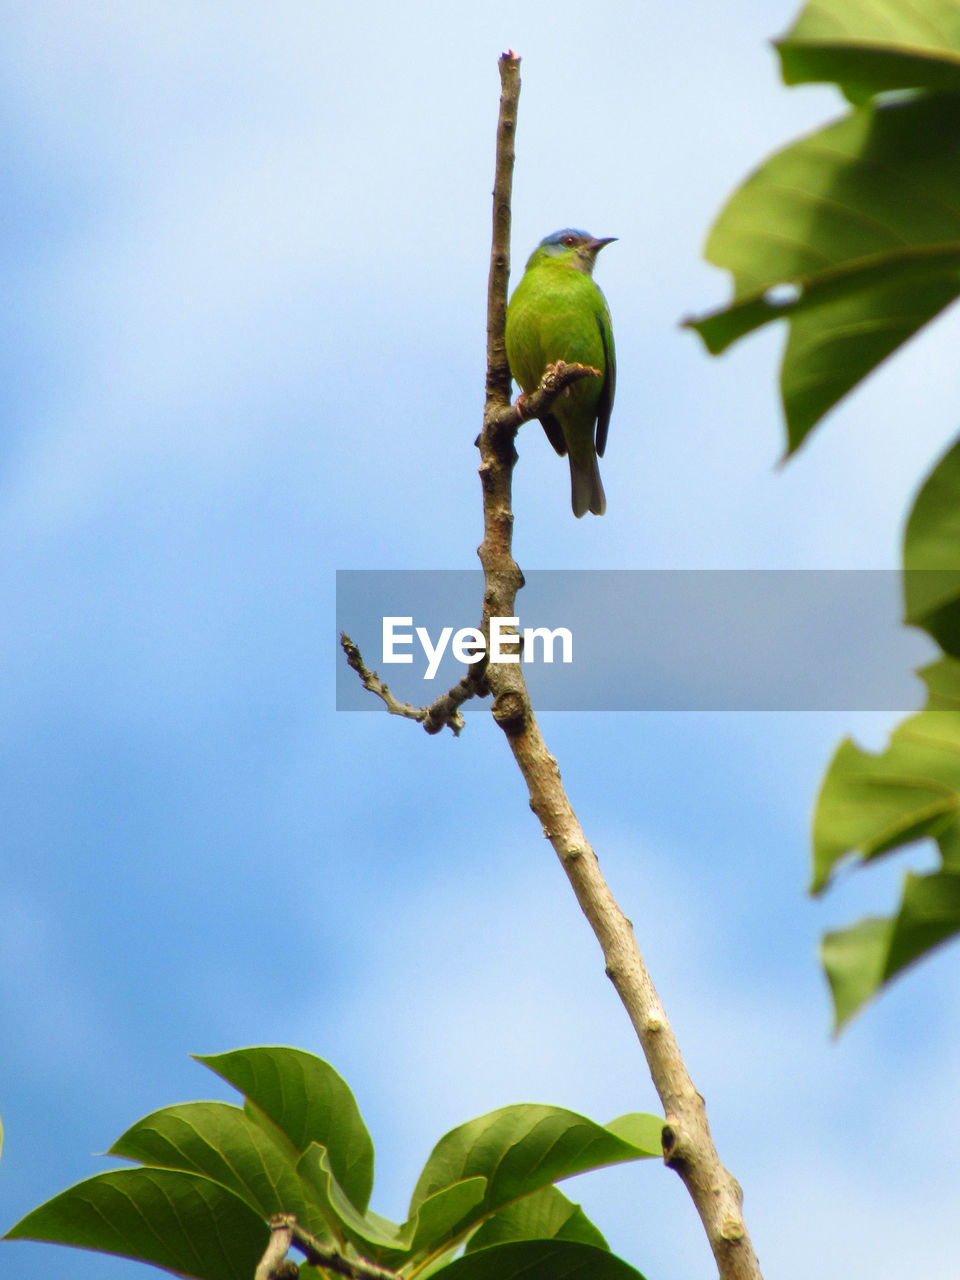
[256,1215,399,1280]
[340,48,763,1280]
[340,632,485,736]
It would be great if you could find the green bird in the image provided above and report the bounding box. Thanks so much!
[505,229,616,517]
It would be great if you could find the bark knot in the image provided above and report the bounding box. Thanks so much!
[491,690,526,733]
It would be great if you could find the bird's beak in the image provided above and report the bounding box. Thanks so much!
[587,236,617,254]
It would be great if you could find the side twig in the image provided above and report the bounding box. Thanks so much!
[476,51,763,1280]
[492,359,601,433]
[340,632,485,736]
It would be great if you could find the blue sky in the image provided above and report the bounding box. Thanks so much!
[3,3,960,1279]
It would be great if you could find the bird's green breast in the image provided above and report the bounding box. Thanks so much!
[505,263,609,412]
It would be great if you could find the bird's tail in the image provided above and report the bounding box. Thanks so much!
[569,451,606,518]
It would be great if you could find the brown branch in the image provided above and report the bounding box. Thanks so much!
[340,632,485,736]
[261,1215,400,1280]
[476,51,764,1280]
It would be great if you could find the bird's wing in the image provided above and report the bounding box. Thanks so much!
[539,412,568,456]
[595,305,616,459]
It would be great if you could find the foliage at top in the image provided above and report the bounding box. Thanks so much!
[5,1047,662,1280]
[777,0,960,101]
[689,0,960,455]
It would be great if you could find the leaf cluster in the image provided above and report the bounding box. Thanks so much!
[5,1047,661,1280]
[689,0,960,455]
[690,0,960,1026]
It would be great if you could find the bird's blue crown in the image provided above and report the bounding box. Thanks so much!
[539,228,591,250]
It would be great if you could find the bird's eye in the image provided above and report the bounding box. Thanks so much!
[562,235,577,246]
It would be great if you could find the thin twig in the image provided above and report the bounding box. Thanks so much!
[476,51,764,1280]
[262,1215,400,1280]
[340,632,485,736]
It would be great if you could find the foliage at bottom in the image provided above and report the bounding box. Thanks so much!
[5,1046,662,1280]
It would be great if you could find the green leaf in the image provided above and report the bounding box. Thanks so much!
[603,1112,664,1154]
[109,1101,333,1243]
[406,1178,489,1255]
[432,1239,646,1280]
[396,1110,656,1266]
[466,1185,607,1253]
[776,0,960,101]
[687,95,960,453]
[887,867,960,971]
[904,436,960,655]
[4,1168,268,1280]
[294,1141,406,1254]
[823,870,960,1027]
[821,916,894,1028]
[295,1141,486,1265]
[812,712,960,892]
[814,708,960,1024]
[919,656,960,707]
[410,1104,659,1233]
[195,1046,374,1213]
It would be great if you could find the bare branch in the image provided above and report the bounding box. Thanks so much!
[340,632,485,736]
[264,1216,400,1280]
[476,51,764,1280]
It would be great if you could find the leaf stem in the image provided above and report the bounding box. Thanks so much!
[260,1215,401,1280]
